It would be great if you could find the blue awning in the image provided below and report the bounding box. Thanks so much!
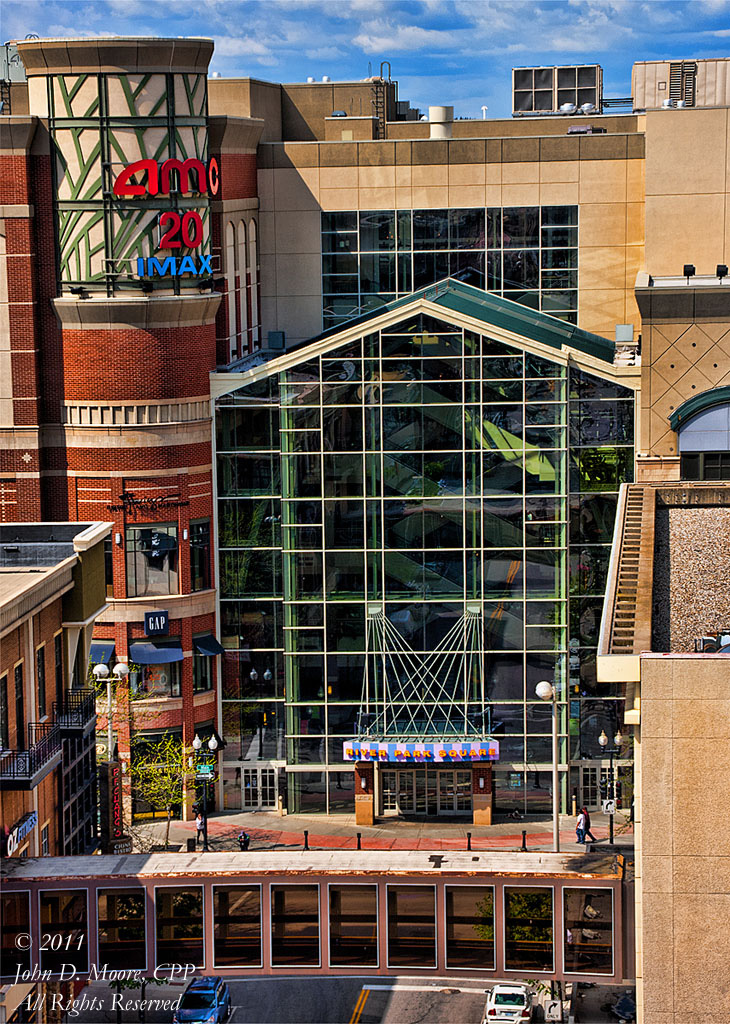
[90,641,115,664]
[129,641,184,665]
[194,634,225,656]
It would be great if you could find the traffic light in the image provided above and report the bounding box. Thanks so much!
[599,776,609,799]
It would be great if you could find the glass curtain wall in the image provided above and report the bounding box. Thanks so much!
[216,312,633,814]
[322,207,578,330]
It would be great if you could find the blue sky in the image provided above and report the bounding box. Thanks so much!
[5,0,730,118]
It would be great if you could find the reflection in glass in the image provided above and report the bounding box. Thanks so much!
[214,887,262,967]
[504,886,553,971]
[564,888,613,974]
[446,886,495,969]
[40,890,88,974]
[1,892,30,978]
[155,888,204,968]
[329,885,378,966]
[387,886,436,968]
[271,886,320,966]
[98,889,146,971]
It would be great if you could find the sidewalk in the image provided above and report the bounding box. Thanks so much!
[134,809,633,854]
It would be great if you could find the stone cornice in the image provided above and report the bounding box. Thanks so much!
[208,116,265,154]
[16,37,213,76]
[52,292,221,331]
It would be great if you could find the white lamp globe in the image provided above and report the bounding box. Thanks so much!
[535,680,554,702]
[92,663,110,679]
[208,735,218,751]
[192,734,202,751]
[112,662,130,679]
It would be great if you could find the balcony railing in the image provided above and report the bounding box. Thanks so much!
[0,723,62,788]
[53,689,97,732]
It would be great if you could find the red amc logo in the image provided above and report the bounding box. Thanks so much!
[113,156,220,198]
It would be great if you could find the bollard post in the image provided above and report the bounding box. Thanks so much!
[356,832,362,850]
[303,830,309,851]
[521,829,527,852]
[466,832,472,851]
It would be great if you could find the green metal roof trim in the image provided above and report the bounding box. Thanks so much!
[669,384,730,432]
[300,278,616,363]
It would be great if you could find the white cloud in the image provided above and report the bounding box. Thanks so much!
[353,21,461,52]
[212,35,273,58]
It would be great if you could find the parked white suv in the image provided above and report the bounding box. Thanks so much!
[482,983,534,1022]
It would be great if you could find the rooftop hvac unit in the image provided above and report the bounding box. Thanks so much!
[513,64,603,116]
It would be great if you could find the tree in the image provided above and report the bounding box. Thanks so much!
[128,734,191,851]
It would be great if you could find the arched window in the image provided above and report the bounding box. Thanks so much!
[225,222,237,362]
[248,218,259,348]
[671,386,730,480]
[237,220,248,351]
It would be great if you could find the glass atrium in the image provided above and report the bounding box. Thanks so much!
[215,284,634,815]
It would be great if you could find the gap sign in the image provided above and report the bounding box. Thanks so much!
[144,610,169,636]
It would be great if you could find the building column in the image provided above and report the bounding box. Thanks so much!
[354,762,375,826]
[472,763,493,825]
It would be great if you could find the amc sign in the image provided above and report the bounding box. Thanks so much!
[114,157,218,279]
[144,610,169,636]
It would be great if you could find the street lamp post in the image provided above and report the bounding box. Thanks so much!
[192,733,219,852]
[536,680,560,853]
[598,728,623,844]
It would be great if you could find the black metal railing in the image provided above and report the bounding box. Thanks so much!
[0,722,62,781]
[53,689,97,730]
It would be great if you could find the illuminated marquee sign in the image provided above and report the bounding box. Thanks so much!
[342,741,499,763]
[113,157,219,279]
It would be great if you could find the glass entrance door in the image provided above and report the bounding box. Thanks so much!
[381,769,472,815]
[580,766,600,810]
[242,768,278,810]
[437,770,473,814]
[381,770,416,815]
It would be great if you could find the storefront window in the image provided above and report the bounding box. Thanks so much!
[190,520,211,591]
[213,886,262,967]
[133,650,181,698]
[445,886,495,970]
[97,889,146,971]
[1,892,30,978]
[155,887,204,968]
[329,885,378,967]
[386,885,436,968]
[193,650,213,693]
[270,885,320,967]
[504,886,553,972]
[563,888,613,974]
[40,890,88,974]
[126,524,178,597]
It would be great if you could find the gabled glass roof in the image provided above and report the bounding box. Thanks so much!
[292,277,615,364]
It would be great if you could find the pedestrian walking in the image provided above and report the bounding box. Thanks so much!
[238,830,250,851]
[582,806,597,843]
[576,808,587,845]
[195,811,206,847]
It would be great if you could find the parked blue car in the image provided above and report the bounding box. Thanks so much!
[173,977,232,1023]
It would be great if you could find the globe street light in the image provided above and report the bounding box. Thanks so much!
[192,734,218,850]
[598,728,623,844]
[536,680,560,852]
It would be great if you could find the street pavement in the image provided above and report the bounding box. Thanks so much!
[134,808,633,854]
